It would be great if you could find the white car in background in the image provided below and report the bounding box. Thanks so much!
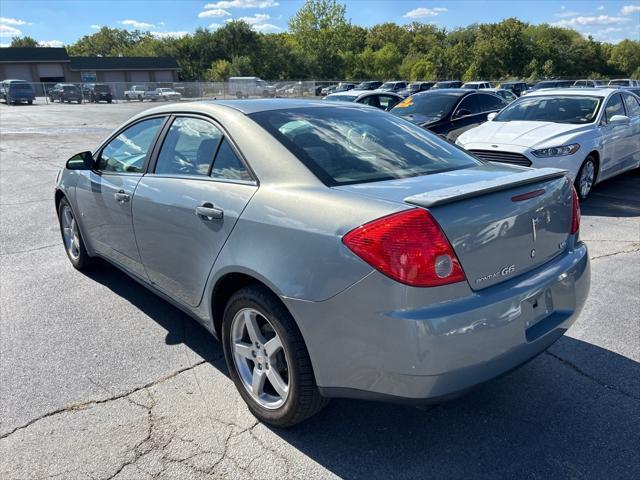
[155,88,182,101]
[457,88,640,199]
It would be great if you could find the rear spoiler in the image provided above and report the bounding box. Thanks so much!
[404,168,567,208]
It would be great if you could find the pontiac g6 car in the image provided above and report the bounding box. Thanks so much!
[55,100,590,427]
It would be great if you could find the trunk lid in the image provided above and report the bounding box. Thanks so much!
[336,164,573,290]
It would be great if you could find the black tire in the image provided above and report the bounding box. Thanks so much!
[125,95,130,101]
[222,285,328,427]
[575,155,597,200]
[28,100,33,105]
[57,197,94,270]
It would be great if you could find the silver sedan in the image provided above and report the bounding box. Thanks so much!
[55,100,590,426]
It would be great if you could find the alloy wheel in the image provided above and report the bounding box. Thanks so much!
[579,160,595,198]
[60,204,80,260]
[230,308,290,409]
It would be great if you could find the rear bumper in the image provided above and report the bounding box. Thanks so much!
[284,241,590,401]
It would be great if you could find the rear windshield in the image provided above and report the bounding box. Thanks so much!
[63,86,78,91]
[95,85,110,92]
[609,80,629,86]
[9,83,31,90]
[494,95,601,124]
[249,107,478,186]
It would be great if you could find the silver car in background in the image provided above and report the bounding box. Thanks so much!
[55,100,590,427]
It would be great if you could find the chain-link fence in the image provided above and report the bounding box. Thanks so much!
[0,80,340,105]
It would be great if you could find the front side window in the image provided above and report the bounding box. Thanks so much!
[250,107,479,186]
[494,96,601,124]
[99,117,164,173]
[604,94,626,123]
[476,93,507,111]
[155,117,223,176]
[622,94,640,117]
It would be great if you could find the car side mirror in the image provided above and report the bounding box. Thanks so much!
[66,151,94,170]
[609,115,630,126]
[487,112,498,121]
[454,108,472,119]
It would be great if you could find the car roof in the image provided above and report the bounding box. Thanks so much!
[327,90,362,97]
[523,87,619,98]
[463,81,489,85]
[415,88,477,97]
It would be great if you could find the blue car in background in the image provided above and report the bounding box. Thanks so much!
[1,79,35,105]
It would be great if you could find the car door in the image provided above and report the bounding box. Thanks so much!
[621,93,640,170]
[132,115,258,307]
[74,116,166,278]
[599,93,630,179]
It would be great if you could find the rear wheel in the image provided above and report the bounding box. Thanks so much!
[222,285,328,427]
[575,156,597,200]
[57,197,93,270]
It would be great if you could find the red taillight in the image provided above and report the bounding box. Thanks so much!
[571,186,580,235]
[342,209,466,287]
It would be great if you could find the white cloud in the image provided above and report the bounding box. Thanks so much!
[91,24,101,29]
[208,23,223,30]
[229,13,270,24]
[38,40,64,47]
[204,1,279,9]
[552,15,631,27]
[621,5,640,14]
[251,23,282,32]
[119,19,155,29]
[0,24,22,37]
[403,7,447,18]
[198,8,231,18]
[151,31,189,38]
[0,17,29,25]
[598,5,605,11]
[0,42,10,47]
[225,13,281,32]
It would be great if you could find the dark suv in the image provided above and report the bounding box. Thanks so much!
[500,81,528,97]
[49,84,83,104]
[82,83,113,103]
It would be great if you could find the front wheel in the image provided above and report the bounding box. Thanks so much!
[222,285,328,427]
[575,156,597,200]
[58,197,93,270]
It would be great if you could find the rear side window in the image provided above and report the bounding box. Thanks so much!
[250,107,479,186]
[477,93,507,111]
[155,117,223,176]
[99,117,164,173]
[604,94,626,122]
[211,139,252,181]
[623,94,640,117]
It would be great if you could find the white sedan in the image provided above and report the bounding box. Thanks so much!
[155,88,182,102]
[457,88,640,199]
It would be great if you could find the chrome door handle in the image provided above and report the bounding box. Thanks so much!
[114,190,130,202]
[195,203,223,220]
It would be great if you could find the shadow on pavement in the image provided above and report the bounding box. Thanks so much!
[84,262,639,478]
[581,169,640,218]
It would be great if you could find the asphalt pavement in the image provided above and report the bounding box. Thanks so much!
[0,101,639,479]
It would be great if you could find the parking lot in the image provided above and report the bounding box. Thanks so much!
[0,101,639,479]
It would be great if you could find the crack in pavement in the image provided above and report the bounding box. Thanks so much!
[0,360,207,440]
[589,245,640,260]
[544,350,639,402]
[0,243,59,256]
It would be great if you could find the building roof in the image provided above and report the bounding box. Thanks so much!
[0,47,70,63]
[69,56,179,71]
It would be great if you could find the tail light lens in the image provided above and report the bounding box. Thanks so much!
[342,209,466,287]
[570,186,580,235]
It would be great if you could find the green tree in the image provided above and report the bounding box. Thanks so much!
[288,0,350,78]
[10,36,39,48]
[206,59,232,81]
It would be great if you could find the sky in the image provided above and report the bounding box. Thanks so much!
[1,0,639,48]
